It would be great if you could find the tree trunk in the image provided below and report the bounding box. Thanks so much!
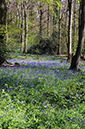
[21,2,25,52]
[70,0,85,70]
[24,4,28,53]
[47,4,49,36]
[0,0,7,65]
[67,0,73,62]
[52,2,57,42]
[39,2,43,39]
[82,41,85,59]
[53,7,56,38]
[65,13,68,48]
[57,5,61,55]
[72,0,76,53]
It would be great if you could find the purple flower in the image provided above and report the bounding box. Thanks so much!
[75,105,77,108]
[42,109,45,113]
[80,120,85,125]
[11,106,14,110]
[67,118,70,121]
[24,115,27,119]
[41,124,43,126]
[13,98,16,101]
[16,82,18,85]
[20,101,24,105]
[21,75,23,79]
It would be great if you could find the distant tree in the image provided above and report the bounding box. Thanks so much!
[39,2,43,40]
[0,0,7,65]
[70,0,85,70]
[21,1,25,52]
[57,0,61,55]
[24,2,28,53]
[65,10,68,49]
[47,4,50,36]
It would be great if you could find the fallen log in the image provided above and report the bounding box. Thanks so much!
[2,61,21,67]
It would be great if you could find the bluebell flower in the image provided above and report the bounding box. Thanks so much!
[41,124,43,126]
[24,115,27,119]
[13,98,16,101]
[80,120,85,125]
[67,118,70,121]
[42,109,45,113]
[11,106,14,110]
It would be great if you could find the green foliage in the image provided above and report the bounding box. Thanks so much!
[77,0,81,3]
[0,42,8,64]
[28,37,57,55]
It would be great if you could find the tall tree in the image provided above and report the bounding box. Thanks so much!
[72,0,76,52]
[21,1,25,52]
[24,2,28,53]
[57,2,61,55]
[0,0,7,65]
[47,4,50,36]
[39,2,43,39]
[70,0,85,70]
[67,0,74,61]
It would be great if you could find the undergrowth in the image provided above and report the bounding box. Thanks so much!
[0,57,85,129]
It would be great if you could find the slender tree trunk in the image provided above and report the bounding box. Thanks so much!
[53,3,57,41]
[15,0,18,26]
[39,2,43,39]
[65,13,68,48]
[0,0,7,65]
[70,0,85,70]
[21,2,25,52]
[72,0,76,53]
[18,5,21,28]
[47,4,49,36]
[24,4,28,53]
[6,7,8,44]
[57,6,61,55]
[67,0,73,61]
[53,11,56,38]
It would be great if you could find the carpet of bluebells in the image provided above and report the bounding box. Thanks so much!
[0,57,85,129]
